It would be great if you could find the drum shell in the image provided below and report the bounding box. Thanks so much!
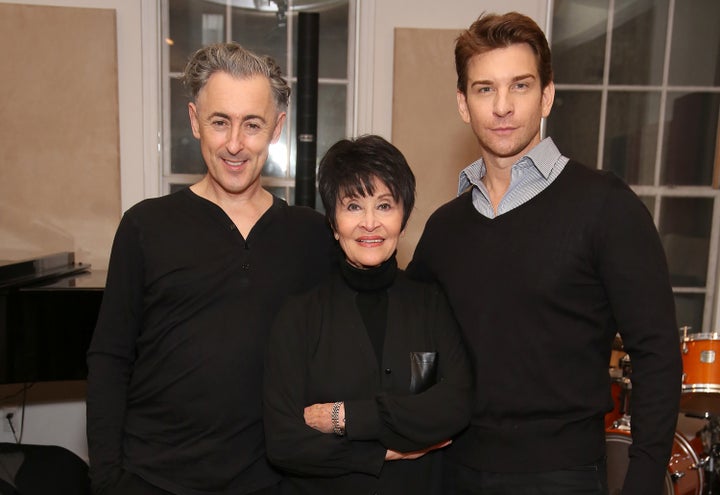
[681,334,720,416]
[605,429,703,495]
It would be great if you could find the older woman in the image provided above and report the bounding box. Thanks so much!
[263,135,472,494]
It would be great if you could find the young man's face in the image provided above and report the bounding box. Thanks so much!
[188,71,285,197]
[456,43,554,168]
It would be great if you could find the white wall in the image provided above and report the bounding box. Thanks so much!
[0,0,148,461]
[0,0,157,215]
[0,0,546,464]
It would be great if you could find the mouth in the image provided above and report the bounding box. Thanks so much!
[222,157,248,168]
[356,237,384,246]
[491,126,516,134]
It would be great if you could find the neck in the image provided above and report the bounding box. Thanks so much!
[191,176,273,237]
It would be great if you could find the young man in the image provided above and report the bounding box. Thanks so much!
[407,12,682,495]
[86,43,337,495]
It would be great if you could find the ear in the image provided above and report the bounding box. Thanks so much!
[188,102,201,139]
[541,81,555,119]
[456,90,471,124]
[271,112,287,143]
[333,230,339,241]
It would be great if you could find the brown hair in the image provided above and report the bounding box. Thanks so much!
[455,12,553,94]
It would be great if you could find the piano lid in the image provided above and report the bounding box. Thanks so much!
[0,252,90,290]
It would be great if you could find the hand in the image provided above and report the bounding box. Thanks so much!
[385,440,452,461]
[304,402,344,434]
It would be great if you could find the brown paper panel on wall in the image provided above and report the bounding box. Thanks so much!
[0,3,120,270]
[392,28,479,268]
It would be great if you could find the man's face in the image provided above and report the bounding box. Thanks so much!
[188,71,285,197]
[456,43,554,167]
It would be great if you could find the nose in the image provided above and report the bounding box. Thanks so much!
[493,89,512,118]
[226,124,244,154]
[360,209,378,230]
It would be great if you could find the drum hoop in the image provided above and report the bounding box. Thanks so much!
[670,431,704,493]
[682,332,720,342]
[682,384,720,393]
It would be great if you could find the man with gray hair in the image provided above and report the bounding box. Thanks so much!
[86,43,337,495]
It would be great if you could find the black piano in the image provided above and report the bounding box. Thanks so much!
[0,252,105,385]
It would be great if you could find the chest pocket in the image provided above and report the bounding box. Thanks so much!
[409,352,438,394]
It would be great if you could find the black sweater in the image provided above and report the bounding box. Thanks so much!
[263,259,472,494]
[86,189,337,495]
[407,161,682,495]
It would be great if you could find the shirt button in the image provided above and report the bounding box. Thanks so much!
[384,368,392,374]
[241,263,250,270]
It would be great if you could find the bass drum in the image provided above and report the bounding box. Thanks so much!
[605,429,703,495]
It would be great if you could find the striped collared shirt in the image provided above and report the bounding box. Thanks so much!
[458,137,570,219]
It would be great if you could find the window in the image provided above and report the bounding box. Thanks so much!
[548,0,720,332]
[160,0,355,205]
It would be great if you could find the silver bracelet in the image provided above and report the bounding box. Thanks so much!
[331,401,345,436]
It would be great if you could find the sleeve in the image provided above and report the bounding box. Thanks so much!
[344,287,472,453]
[263,297,386,477]
[405,224,438,285]
[86,213,144,494]
[595,182,683,495]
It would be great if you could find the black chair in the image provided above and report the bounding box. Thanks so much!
[0,443,90,495]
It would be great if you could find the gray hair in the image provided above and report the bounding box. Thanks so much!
[181,42,290,112]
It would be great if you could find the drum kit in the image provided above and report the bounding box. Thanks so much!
[605,328,720,495]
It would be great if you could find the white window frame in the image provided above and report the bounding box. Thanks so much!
[546,0,720,333]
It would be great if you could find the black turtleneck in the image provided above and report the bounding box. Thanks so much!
[340,255,397,363]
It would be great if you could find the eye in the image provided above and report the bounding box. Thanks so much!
[346,202,361,212]
[377,202,392,211]
[475,86,493,94]
[211,119,229,128]
[244,121,264,134]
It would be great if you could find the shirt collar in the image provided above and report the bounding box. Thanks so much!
[457,137,562,196]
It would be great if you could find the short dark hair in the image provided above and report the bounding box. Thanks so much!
[318,135,416,231]
[455,11,553,94]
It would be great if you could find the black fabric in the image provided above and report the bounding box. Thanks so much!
[87,189,338,495]
[0,443,89,495]
[263,270,472,494]
[340,256,397,362]
[407,161,682,495]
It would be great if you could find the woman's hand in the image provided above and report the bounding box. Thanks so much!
[304,402,345,434]
[385,440,452,461]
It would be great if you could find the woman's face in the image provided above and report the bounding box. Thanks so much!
[334,178,405,269]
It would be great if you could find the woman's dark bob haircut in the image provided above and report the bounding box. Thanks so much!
[318,134,416,231]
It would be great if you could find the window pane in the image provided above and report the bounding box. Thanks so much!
[638,195,655,215]
[551,0,608,84]
[266,186,294,204]
[659,197,713,287]
[603,91,660,185]
[609,0,668,85]
[170,78,204,174]
[674,293,704,334]
[231,8,288,74]
[169,183,190,194]
[661,92,719,186]
[263,123,290,179]
[168,0,226,73]
[546,90,601,169]
[291,1,349,80]
[668,0,720,86]
[288,82,347,179]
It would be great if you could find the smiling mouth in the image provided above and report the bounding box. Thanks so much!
[223,158,247,167]
[357,238,383,245]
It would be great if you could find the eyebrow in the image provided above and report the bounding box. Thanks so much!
[207,111,267,123]
[470,73,537,87]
